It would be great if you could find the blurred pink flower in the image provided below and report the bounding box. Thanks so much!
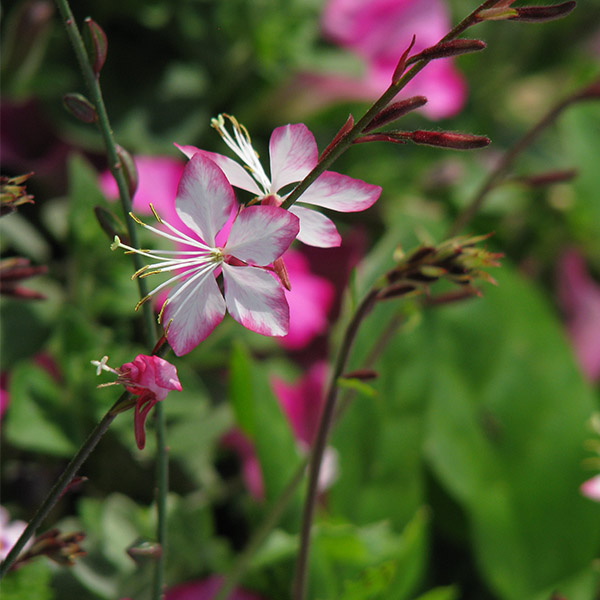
[0,506,29,561]
[165,575,265,600]
[280,251,335,350]
[580,474,600,502]
[224,362,338,501]
[304,0,467,120]
[98,155,185,221]
[0,373,9,421]
[557,250,600,382]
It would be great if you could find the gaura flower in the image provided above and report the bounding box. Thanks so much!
[113,155,299,355]
[176,114,381,248]
[92,354,182,449]
[0,506,30,561]
[165,575,265,600]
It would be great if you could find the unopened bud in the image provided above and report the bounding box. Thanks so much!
[392,34,416,84]
[341,369,378,381]
[576,79,600,100]
[510,1,576,22]
[84,17,108,77]
[477,7,518,20]
[407,39,487,65]
[513,168,577,187]
[94,206,126,241]
[273,257,291,291]
[320,114,354,160]
[115,145,139,198]
[364,97,428,133]
[377,283,421,300]
[408,130,491,150]
[354,134,407,145]
[63,92,97,123]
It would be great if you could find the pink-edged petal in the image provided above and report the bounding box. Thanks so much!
[581,475,600,502]
[295,170,381,212]
[176,154,237,246]
[222,265,289,337]
[225,206,299,265]
[269,124,318,193]
[164,270,226,356]
[175,143,263,196]
[289,205,341,248]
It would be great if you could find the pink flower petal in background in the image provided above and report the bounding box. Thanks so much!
[280,251,335,350]
[271,362,328,446]
[221,430,265,501]
[556,249,600,382]
[98,155,185,223]
[165,575,266,600]
[0,506,29,561]
[301,0,467,120]
[580,475,600,502]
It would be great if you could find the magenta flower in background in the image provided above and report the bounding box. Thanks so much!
[580,475,600,502]
[280,250,335,350]
[165,575,265,600]
[113,154,299,355]
[0,506,29,561]
[92,354,182,449]
[224,362,338,501]
[302,0,466,120]
[556,249,600,382]
[176,114,381,248]
[98,155,185,222]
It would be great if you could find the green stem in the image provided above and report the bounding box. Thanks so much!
[214,460,308,600]
[53,4,166,597]
[292,289,379,600]
[280,0,497,212]
[447,83,597,237]
[0,393,129,578]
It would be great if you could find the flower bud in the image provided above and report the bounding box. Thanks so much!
[408,130,491,150]
[115,145,139,198]
[84,17,108,77]
[510,1,576,22]
[392,34,416,84]
[63,92,97,123]
[320,114,354,160]
[364,97,428,133]
[407,39,487,65]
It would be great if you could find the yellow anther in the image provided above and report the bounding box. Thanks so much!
[149,203,163,224]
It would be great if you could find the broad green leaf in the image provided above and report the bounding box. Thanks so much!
[424,264,600,600]
[4,362,77,456]
[228,342,302,507]
[0,560,54,600]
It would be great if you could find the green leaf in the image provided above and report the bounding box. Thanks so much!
[228,342,301,508]
[4,362,77,456]
[424,264,600,599]
[0,560,54,600]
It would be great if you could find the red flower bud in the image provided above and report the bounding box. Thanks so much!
[407,39,487,65]
[63,92,97,123]
[510,1,576,22]
[84,17,108,77]
[364,97,428,133]
[408,130,491,150]
[320,113,354,160]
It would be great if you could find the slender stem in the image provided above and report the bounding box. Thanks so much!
[152,401,168,599]
[280,0,497,212]
[53,0,155,343]
[447,82,595,237]
[292,290,379,600]
[214,460,308,600]
[53,4,166,597]
[0,393,129,578]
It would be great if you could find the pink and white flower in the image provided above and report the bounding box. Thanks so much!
[92,354,182,449]
[176,114,381,248]
[113,154,299,355]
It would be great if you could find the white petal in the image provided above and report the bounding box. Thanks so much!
[174,144,263,196]
[290,205,341,248]
[269,124,318,193]
[163,269,225,356]
[295,171,381,212]
[175,154,237,246]
[222,265,289,337]
[225,206,299,265]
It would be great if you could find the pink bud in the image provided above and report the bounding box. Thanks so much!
[407,39,487,65]
[510,1,576,22]
[364,97,428,133]
[409,130,491,150]
[84,17,108,77]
